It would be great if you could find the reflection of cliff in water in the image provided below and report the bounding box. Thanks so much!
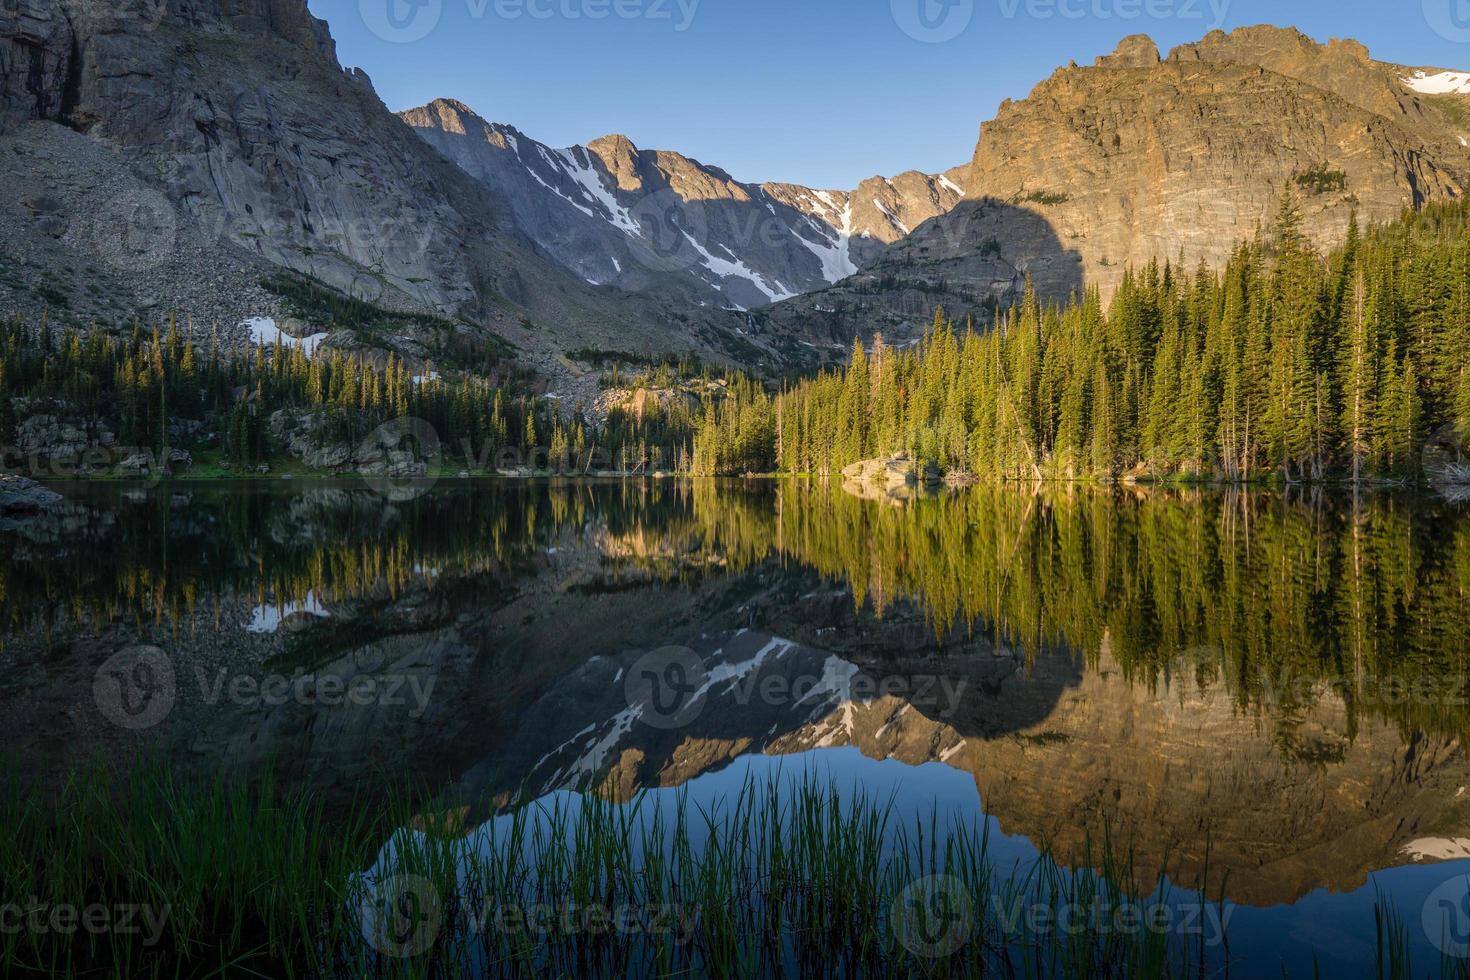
[2,482,1469,909]
[435,613,1469,909]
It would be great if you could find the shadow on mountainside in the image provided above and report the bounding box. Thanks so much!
[753,198,1084,365]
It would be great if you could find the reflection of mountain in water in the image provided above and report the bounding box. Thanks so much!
[449,626,1073,809]
[3,482,1470,908]
[439,622,1469,908]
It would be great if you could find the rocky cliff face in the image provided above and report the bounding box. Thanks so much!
[7,15,1470,376]
[964,29,1468,300]
[401,98,964,313]
[0,0,761,373]
[760,26,1470,356]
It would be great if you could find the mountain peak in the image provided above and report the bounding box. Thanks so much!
[587,133,640,157]
[425,97,480,118]
[585,134,644,190]
[1096,34,1160,69]
[1168,24,1335,63]
[399,98,492,138]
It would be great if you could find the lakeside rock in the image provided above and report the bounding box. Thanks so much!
[0,476,63,526]
[841,455,941,487]
[840,455,942,504]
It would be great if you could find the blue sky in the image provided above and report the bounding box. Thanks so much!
[315,0,1470,188]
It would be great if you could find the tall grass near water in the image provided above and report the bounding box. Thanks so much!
[0,763,1445,979]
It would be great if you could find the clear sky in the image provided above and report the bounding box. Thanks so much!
[314,0,1470,189]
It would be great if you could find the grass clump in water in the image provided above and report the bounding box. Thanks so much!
[8,764,1443,979]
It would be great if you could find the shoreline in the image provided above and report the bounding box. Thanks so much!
[7,469,1453,493]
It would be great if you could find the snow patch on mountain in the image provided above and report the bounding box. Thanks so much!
[1402,70,1470,95]
[791,191,858,283]
[525,158,598,220]
[874,198,911,236]
[681,232,797,305]
[242,317,328,356]
[555,148,640,234]
[1402,837,1470,861]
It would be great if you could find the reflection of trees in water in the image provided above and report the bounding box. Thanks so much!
[4,481,1469,733]
[0,481,776,639]
[752,485,1470,736]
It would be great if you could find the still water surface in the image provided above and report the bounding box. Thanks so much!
[4,479,1470,976]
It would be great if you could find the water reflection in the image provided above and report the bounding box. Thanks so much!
[2,480,1469,917]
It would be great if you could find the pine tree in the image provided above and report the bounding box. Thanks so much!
[1455,365,1470,455]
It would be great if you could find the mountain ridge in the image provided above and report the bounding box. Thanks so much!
[399,96,966,313]
[5,11,1470,380]
[0,0,766,378]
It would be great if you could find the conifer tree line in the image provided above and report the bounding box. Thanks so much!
[0,312,753,474]
[708,194,1470,481]
[5,191,1469,482]
[0,315,576,470]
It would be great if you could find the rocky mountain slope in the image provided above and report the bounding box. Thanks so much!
[6,13,1470,380]
[760,26,1470,356]
[400,98,964,312]
[0,0,759,375]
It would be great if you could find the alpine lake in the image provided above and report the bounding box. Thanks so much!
[4,477,1470,979]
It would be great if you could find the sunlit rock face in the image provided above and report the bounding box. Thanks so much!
[762,26,1470,346]
[960,29,1467,304]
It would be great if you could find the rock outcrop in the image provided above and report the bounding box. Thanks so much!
[0,475,61,525]
[962,28,1467,300]
[840,455,941,503]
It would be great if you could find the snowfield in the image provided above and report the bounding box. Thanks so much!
[242,317,328,356]
[1401,70,1470,95]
